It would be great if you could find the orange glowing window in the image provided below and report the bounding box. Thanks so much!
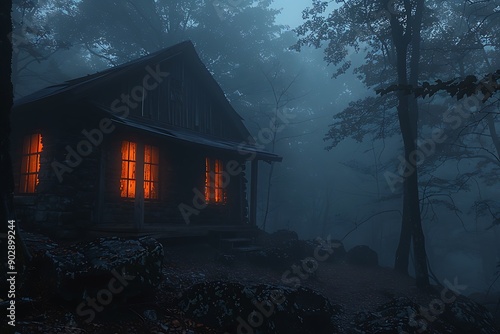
[205,158,225,204]
[20,133,43,193]
[144,144,159,199]
[120,141,137,198]
[120,141,159,199]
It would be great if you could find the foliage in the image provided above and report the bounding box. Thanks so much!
[376,70,500,101]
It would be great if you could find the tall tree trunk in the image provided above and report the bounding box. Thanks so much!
[395,186,411,274]
[390,0,429,288]
[408,0,429,288]
[1,0,15,296]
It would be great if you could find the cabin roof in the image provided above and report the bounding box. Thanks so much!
[110,114,281,162]
[13,41,281,162]
[15,42,241,119]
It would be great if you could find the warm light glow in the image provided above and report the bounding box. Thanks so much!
[120,141,159,199]
[214,159,222,202]
[120,141,137,198]
[144,144,159,199]
[20,133,43,193]
[205,158,224,203]
[205,157,210,202]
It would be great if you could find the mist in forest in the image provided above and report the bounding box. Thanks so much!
[11,0,500,301]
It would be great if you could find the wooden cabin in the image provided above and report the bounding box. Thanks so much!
[11,41,281,237]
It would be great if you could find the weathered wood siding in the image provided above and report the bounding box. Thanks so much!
[101,128,248,226]
[94,57,242,140]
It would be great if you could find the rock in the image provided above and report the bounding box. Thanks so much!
[469,292,500,327]
[143,309,157,321]
[23,230,59,260]
[352,297,456,333]
[346,245,378,266]
[178,281,343,334]
[41,236,164,301]
[442,295,499,334]
[352,296,499,334]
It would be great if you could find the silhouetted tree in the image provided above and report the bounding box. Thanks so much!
[1,0,15,300]
[294,0,430,288]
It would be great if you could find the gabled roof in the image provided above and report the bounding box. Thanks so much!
[15,42,244,127]
[13,41,282,162]
[15,42,182,106]
[16,41,193,106]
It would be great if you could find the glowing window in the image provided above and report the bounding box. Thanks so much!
[144,144,159,199]
[120,141,159,199]
[20,133,43,193]
[205,158,225,204]
[120,141,137,198]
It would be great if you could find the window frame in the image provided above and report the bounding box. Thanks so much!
[205,157,226,204]
[120,141,160,200]
[120,141,137,199]
[143,144,159,200]
[19,132,43,194]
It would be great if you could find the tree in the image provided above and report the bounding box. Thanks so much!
[293,0,432,287]
[294,0,500,288]
[11,0,72,96]
[51,0,285,100]
[1,0,15,301]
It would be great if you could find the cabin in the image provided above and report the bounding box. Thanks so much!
[11,41,281,238]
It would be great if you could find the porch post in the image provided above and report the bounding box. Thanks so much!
[250,159,258,226]
[134,144,144,231]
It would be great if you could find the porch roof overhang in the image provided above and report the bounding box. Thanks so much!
[109,115,282,163]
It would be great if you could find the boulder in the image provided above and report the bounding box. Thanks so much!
[178,281,343,334]
[352,296,499,334]
[40,236,164,301]
[442,295,499,334]
[346,245,378,266]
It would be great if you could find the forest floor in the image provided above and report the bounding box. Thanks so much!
[11,239,500,333]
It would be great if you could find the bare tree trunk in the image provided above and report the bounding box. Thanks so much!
[395,189,411,274]
[261,68,300,231]
[390,0,429,288]
[408,0,429,288]
[1,0,16,297]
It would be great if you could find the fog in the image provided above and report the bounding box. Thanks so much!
[10,0,500,322]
